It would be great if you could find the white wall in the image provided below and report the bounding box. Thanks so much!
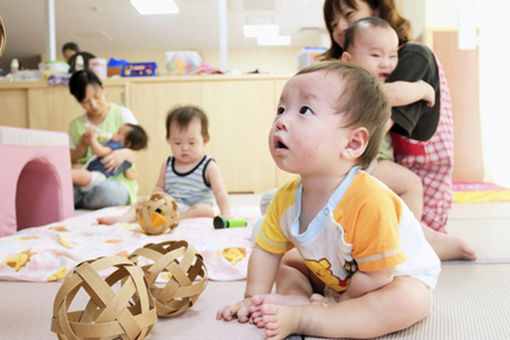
[479,2,510,185]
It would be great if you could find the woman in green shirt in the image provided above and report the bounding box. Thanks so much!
[69,70,140,209]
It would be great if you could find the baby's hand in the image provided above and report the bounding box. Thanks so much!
[88,129,98,141]
[216,298,252,323]
[418,80,435,107]
[80,129,94,146]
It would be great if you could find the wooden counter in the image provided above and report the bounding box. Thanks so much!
[0,75,295,195]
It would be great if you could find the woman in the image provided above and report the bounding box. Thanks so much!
[320,0,476,260]
[69,70,141,209]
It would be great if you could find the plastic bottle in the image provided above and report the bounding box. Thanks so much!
[10,58,19,74]
[75,54,84,71]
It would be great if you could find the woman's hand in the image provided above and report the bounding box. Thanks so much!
[101,148,128,173]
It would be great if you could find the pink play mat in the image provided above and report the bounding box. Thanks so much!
[453,180,510,203]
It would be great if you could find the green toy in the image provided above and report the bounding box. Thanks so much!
[213,216,247,229]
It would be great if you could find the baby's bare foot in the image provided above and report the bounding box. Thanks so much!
[262,304,302,340]
[96,216,123,225]
[250,294,312,328]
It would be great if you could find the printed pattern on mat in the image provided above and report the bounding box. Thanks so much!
[0,206,260,282]
[392,55,453,233]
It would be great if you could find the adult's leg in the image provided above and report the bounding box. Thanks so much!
[371,160,423,220]
[261,276,431,340]
[371,161,476,261]
[81,180,129,209]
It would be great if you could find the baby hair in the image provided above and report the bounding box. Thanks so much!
[296,61,390,168]
[165,105,209,140]
[125,124,149,151]
[343,17,393,51]
[69,69,102,102]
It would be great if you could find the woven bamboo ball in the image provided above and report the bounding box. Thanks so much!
[51,256,157,340]
[129,241,208,317]
[136,192,179,235]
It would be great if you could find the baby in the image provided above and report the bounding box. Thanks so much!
[72,123,148,192]
[98,105,231,224]
[217,61,440,340]
[340,16,435,219]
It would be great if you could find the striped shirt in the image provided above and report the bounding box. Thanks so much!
[164,155,214,206]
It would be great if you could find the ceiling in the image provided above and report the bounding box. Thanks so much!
[0,0,327,67]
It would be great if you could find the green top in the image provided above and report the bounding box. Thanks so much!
[69,103,139,204]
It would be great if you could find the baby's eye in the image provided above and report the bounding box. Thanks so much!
[299,106,312,115]
[277,107,285,115]
[371,53,381,58]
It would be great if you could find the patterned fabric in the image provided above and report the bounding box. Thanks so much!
[164,155,214,206]
[257,167,441,291]
[392,54,454,232]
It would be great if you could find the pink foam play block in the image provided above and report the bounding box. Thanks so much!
[0,126,73,236]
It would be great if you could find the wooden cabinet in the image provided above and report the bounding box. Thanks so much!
[0,89,27,128]
[129,76,286,195]
[0,76,290,195]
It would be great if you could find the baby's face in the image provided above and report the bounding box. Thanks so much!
[269,70,354,177]
[344,25,398,81]
[168,117,207,165]
[111,124,131,144]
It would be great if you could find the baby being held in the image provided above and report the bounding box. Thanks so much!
[72,123,148,192]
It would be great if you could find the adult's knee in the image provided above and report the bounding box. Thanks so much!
[83,181,128,209]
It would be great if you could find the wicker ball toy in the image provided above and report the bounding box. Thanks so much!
[136,192,180,235]
[129,240,208,317]
[51,256,157,340]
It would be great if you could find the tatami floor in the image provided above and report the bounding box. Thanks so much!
[1,197,509,340]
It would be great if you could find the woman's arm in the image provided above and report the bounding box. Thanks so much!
[387,43,440,141]
[206,161,232,218]
[385,80,435,108]
[339,267,395,301]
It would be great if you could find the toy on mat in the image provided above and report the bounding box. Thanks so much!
[51,256,157,340]
[213,215,247,229]
[136,192,180,235]
[128,240,208,317]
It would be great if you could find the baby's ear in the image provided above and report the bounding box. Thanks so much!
[342,127,368,160]
[340,52,351,62]
[203,135,210,144]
